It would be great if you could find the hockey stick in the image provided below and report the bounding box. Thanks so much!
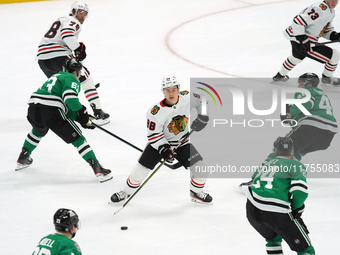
[313,40,338,46]
[91,122,183,170]
[113,130,194,216]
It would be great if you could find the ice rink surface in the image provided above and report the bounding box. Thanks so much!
[1,0,340,254]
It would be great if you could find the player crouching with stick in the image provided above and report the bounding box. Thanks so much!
[110,76,213,205]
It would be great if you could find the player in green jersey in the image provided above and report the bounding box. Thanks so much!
[32,208,82,255]
[280,72,338,161]
[15,59,112,183]
[240,72,338,187]
[244,137,315,255]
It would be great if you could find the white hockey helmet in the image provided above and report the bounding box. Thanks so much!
[161,76,180,91]
[70,1,89,16]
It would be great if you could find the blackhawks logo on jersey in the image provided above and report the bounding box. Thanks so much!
[151,105,160,115]
[319,3,327,10]
[168,115,188,135]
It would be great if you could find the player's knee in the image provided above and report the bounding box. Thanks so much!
[330,48,340,64]
[71,135,85,147]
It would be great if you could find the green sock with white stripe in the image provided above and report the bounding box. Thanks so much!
[23,129,43,154]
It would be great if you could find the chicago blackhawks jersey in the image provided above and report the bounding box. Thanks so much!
[37,16,82,60]
[32,233,82,255]
[290,86,338,133]
[244,156,308,213]
[28,71,83,118]
[146,91,205,150]
[284,1,335,43]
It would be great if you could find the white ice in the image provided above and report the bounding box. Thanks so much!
[1,0,339,254]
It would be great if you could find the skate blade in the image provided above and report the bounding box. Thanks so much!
[92,118,110,126]
[190,198,213,205]
[15,163,30,171]
[98,173,113,183]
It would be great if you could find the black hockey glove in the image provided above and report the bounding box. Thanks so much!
[292,204,305,220]
[158,144,175,163]
[74,42,87,61]
[280,104,292,123]
[191,114,209,132]
[330,31,340,42]
[76,105,95,129]
[296,35,310,53]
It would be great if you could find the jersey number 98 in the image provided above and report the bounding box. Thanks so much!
[147,119,156,131]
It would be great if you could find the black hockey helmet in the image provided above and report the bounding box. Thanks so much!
[298,72,320,87]
[273,137,294,156]
[63,58,83,76]
[53,208,80,234]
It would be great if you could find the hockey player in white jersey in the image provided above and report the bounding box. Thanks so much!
[273,0,340,85]
[36,1,110,125]
[110,76,213,204]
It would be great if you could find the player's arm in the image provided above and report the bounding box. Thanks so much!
[190,92,209,131]
[289,92,315,117]
[290,163,308,216]
[60,19,81,51]
[146,110,174,162]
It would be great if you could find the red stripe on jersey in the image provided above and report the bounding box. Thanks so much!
[38,45,64,52]
[295,16,305,26]
[148,133,164,141]
[61,31,74,37]
[85,92,98,98]
[307,36,318,42]
[288,26,293,34]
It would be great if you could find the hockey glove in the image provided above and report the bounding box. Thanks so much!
[76,105,95,129]
[191,114,209,132]
[280,104,292,123]
[74,42,87,61]
[292,204,305,220]
[296,35,310,53]
[330,31,340,42]
[158,144,175,163]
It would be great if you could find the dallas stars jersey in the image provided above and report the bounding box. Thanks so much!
[244,156,308,213]
[146,91,205,150]
[37,16,82,60]
[290,86,338,133]
[28,71,83,118]
[284,1,335,43]
[32,233,82,255]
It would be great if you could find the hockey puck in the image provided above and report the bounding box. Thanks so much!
[121,226,128,230]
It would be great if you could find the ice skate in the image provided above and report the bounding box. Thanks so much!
[272,72,289,82]
[88,159,113,183]
[190,190,213,205]
[90,103,110,126]
[321,74,340,86]
[110,191,129,203]
[15,148,33,171]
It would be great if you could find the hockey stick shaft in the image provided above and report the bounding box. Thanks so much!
[91,122,182,170]
[91,122,143,152]
[313,40,337,46]
[113,130,194,216]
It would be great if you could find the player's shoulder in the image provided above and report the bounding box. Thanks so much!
[59,15,81,27]
[310,1,330,13]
